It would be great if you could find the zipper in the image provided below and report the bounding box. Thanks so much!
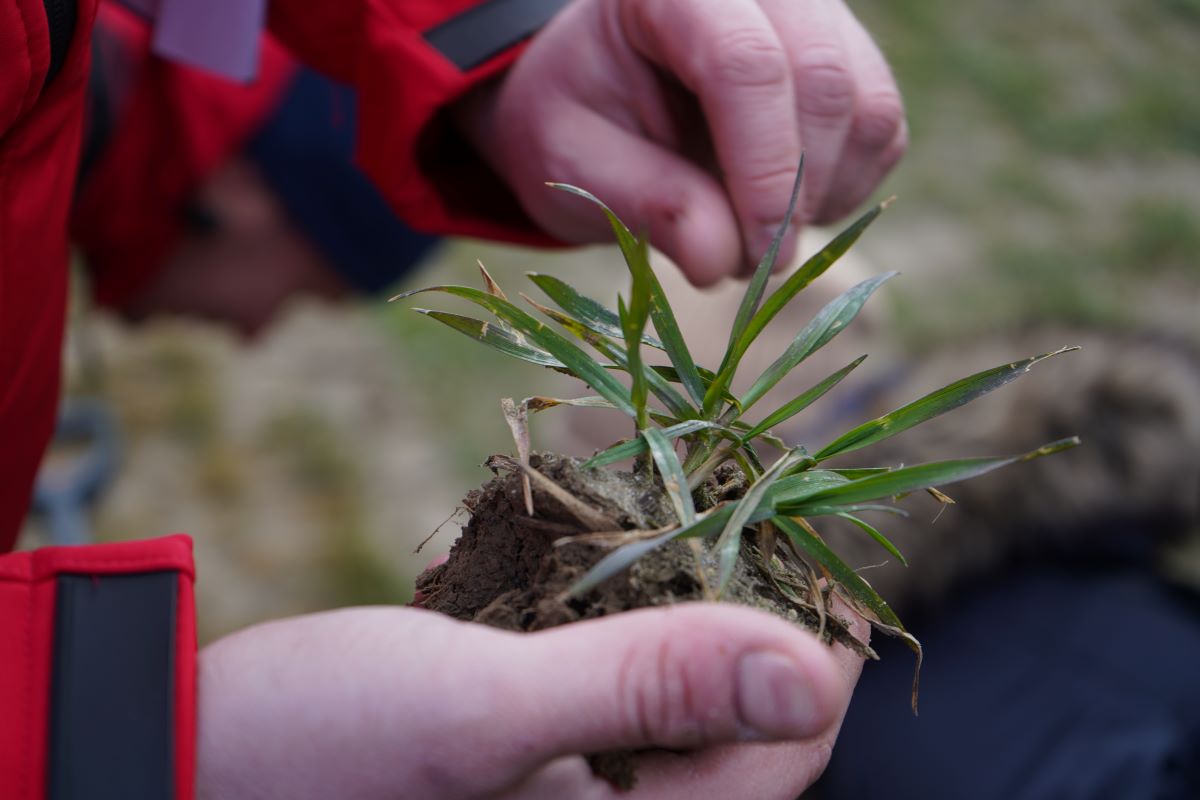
[42,0,77,90]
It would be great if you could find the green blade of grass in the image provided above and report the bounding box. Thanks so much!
[528,273,664,350]
[650,366,740,410]
[548,183,707,407]
[713,448,811,595]
[525,296,697,420]
[738,439,767,476]
[728,421,788,452]
[740,355,868,443]
[395,285,636,416]
[767,469,852,505]
[785,438,1081,511]
[795,503,912,518]
[643,427,695,525]
[836,512,907,567]
[619,295,650,430]
[624,248,654,430]
[475,261,519,337]
[738,199,891,367]
[831,468,890,480]
[773,514,921,711]
[703,159,806,416]
[741,273,896,411]
[412,310,564,368]
[772,515,904,630]
[814,347,1079,461]
[582,419,723,469]
[564,508,732,597]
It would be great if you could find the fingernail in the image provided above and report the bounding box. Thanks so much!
[736,650,819,739]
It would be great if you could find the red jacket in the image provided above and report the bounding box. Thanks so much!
[1,2,558,796]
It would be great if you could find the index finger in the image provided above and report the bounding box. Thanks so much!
[618,0,803,269]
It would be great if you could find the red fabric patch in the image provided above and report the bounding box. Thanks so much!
[0,535,196,800]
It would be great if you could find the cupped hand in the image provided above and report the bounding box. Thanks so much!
[457,0,906,286]
[196,603,866,799]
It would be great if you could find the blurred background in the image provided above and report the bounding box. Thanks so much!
[19,0,1200,653]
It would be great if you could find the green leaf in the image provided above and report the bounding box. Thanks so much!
[703,159,806,416]
[650,366,740,409]
[767,469,852,505]
[738,439,767,476]
[815,347,1078,460]
[565,509,731,597]
[773,515,905,630]
[836,512,907,567]
[796,503,912,518]
[740,355,868,442]
[742,273,895,410]
[831,468,890,480]
[525,296,697,420]
[728,421,788,452]
[527,272,664,350]
[582,419,722,469]
[475,262,518,336]
[713,448,811,595]
[619,294,651,430]
[413,310,564,368]
[395,285,636,416]
[785,438,1081,512]
[739,199,891,366]
[547,183,707,407]
[643,427,695,525]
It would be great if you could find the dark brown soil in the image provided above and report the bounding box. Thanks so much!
[416,452,870,790]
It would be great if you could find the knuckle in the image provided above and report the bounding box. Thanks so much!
[740,162,807,224]
[619,629,716,746]
[795,46,856,119]
[702,28,790,89]
[852,90,906,149]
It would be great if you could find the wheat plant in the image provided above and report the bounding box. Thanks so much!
[393,163,1078,709]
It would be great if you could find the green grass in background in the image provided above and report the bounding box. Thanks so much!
[849,0,1200,346]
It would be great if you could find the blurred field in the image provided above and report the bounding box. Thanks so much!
[20,0,1199,642]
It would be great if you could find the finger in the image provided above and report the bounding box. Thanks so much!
[811,5,907,223]
[629,599,869,800]
[632,741,831,800]
[505,604,851,760]
[619,0,803,268]
[758,0,857,223]
[491,756,616,800]
[527,106,743,286]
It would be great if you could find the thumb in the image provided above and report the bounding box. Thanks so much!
[503,603,851,760]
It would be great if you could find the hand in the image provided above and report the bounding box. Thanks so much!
[456,0,906,286]
[196,603,866,799]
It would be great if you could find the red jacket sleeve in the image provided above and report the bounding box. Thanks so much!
[0,535,197,800]
[288,0,554,245]
[76,0,557,311]
[0,0,94,553]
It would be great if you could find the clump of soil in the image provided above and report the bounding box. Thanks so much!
[416,452,871,789]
